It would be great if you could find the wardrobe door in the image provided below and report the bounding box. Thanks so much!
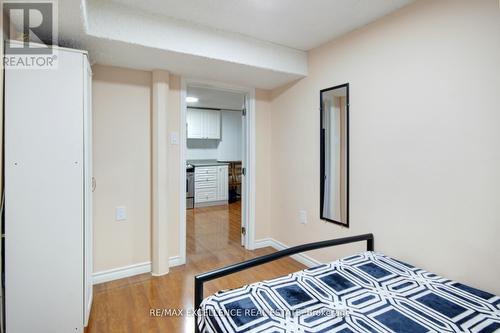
[83,55,93,326]
[5,49,85,333]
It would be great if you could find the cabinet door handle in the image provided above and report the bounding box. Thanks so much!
[92,177,96,192]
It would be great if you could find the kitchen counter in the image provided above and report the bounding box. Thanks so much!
[187,159,230,167]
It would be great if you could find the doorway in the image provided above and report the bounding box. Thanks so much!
[179,79,256,265]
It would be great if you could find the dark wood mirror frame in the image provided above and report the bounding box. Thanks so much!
[320,83,349,227]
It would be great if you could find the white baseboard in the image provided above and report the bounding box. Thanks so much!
[169,255,185,267]
[93,262,152,285]
[85,291,93,326]
[254,238,322,268]
[253,238,275,249]
[93,256,186,284]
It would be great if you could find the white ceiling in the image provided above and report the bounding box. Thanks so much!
[107,0,414,50]
[54,0,415,89]
[187,86,245,110]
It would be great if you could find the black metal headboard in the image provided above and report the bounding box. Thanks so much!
[194,233,374,322]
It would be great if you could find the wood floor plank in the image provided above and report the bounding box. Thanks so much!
[86,202,305,332]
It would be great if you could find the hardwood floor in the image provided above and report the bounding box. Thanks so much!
[86,202,305,332]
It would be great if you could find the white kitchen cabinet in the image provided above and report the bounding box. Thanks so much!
[195,187,218,203]
[187,108,221,139]
[5,46,93,332]
[187,108,204,138]
[194,164,228,206]
[217,165,229,201]
[203,110,221,139]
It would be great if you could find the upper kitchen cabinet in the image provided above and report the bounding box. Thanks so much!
[187,108,203,138]
[187,108,221,139]
[203,110,221,139]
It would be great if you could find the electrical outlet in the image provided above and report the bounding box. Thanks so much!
[299,210,307,224]
[116,206,127,221]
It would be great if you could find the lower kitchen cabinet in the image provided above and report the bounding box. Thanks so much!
[194,165,228,206]
[217,165,229,201]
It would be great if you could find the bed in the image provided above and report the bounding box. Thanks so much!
[194,234,500,333]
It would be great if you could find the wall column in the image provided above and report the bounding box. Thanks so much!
[151,70,169,276]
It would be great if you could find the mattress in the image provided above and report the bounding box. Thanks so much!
[198,252,500,333]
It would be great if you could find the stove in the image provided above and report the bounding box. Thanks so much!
[186,164,194,209]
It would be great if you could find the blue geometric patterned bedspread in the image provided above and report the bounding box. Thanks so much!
[198,252,500,333]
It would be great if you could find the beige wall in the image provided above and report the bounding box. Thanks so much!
[255,89,272,239]
[167,75,181,257]
[92,66,273,270]
[267,0,500,294]
[92,65,153,272]
[91,0,500,294]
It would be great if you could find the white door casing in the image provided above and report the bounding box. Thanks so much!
[240,95,247,247]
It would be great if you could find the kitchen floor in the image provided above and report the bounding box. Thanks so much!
[86,202,305,332]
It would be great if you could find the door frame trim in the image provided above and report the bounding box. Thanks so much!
[179,78,256,265]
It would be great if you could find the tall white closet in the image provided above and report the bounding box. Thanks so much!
[5,46,93,332]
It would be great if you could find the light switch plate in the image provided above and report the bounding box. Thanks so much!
[170,132,179,145]
[116,206,127,221]
[299,210,307,224]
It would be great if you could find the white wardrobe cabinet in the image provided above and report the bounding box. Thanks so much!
[5,46,93,332]
[187,108,221,139]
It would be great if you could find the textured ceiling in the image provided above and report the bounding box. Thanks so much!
[187,86,245,110]
[108,0,414,50]
[53,0,415,89]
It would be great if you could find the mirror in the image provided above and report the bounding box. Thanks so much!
[320,83,349,227]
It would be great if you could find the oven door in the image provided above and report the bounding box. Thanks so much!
[187,172,194,197]
[186,171,195,209]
